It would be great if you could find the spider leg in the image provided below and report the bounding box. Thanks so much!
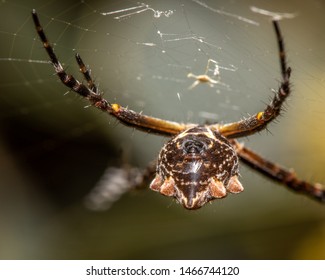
[210,21,291,138]
[84,161,156,210]
[32,10,191,136]
[231,140,325,203]
[75,54,98,93]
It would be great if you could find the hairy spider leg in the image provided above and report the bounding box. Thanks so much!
[32,10,192,136]
[231,140,325,202]
[211,21,291,138]
[75,54,98,93]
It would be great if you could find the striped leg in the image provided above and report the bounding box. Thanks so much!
[231,140,325,203]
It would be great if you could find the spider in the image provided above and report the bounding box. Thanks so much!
[187,58,220,89]
[32,10,324,210]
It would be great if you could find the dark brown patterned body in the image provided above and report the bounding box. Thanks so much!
[150,126,244,209]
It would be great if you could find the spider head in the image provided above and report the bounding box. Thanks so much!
[150,126,244,209]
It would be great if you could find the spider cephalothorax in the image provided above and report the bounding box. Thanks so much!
[150,126,243,209]
[32,10,325,210]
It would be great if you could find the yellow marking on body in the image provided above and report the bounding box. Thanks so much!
[111,103,121,112]
[174,127,216,142]
[257,112,264,121]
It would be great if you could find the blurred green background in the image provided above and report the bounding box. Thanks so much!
[0,0,324,259]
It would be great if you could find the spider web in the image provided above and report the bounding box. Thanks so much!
[0,0,325,259]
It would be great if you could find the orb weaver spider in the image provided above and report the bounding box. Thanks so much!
[32,10,324,210]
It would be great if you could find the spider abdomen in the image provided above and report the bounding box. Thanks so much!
[150,126,244,209]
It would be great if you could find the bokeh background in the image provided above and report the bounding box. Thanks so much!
[0,0,324,259]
